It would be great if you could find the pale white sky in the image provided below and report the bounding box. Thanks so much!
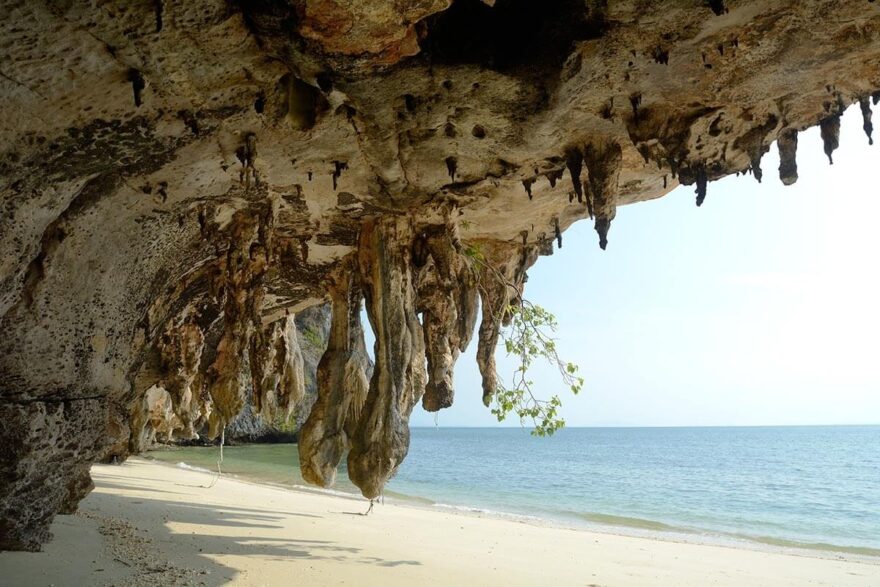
[405,105,880,427]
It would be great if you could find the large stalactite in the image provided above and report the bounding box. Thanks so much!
[2,0,880,550]
[348,217,427,498]
[298,263,370,487]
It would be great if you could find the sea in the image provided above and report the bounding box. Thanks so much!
[146,425,880,557]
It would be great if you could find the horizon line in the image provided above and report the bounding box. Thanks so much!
[409,423,880,429]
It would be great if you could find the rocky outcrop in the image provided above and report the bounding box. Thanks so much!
[2,0,880,550]
[0,399,103,550]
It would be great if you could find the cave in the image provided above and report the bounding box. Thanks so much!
[2,0,880,553]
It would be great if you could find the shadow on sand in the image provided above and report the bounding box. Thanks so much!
[80,463,422,584]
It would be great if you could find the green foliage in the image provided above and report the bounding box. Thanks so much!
[490,301,584,437]
[272,409,297,432]
[301,326,324,350]
[462,243,485,263]
[461,240,584,437]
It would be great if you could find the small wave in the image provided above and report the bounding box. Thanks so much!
[745,535,880,558]
[575,512,687,533]
[382,490,435,506]
[175,462,213,474]
[431,502,544,523]
[571,511,880,558]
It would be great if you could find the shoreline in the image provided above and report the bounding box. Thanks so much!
[145,448,880,563]
[3,457,878,586]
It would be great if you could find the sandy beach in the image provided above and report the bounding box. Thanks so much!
[2,457,878,587]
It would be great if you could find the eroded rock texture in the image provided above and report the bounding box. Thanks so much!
[298,262,370,487]
[2,0,880,549]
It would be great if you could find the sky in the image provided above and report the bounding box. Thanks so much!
[403,105,880,428]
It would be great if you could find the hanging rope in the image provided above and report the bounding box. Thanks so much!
[203,427,225,489]
[179,425,225,489]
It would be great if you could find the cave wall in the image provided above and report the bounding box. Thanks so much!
[2,0,880,550]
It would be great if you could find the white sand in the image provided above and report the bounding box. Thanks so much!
[2,457,878,586]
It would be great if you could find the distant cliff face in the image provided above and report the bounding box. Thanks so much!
[2,0,880,550]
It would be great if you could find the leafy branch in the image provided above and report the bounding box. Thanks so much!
[462,243,584,436]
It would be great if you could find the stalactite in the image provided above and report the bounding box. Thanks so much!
[154,0,164,33]
[331,160,348,190]
[734,115,778,185]
[695,165,708,206]
[777,128,799,185]
[583,141,622,250]
[277,316,306,417]
[584,181,594,219]
[820,115,840,164]
[750,149,764,183]
[522,178,535,200]
[417,219,478,412]
[860,97,874,145]
[566,148,584,203]
[127,69,145,107]
[475,243,537,407]
[298,264,369,487]
[250,315,305,421]
[445,156,457,181]
[668,154,679,179]
[545,169,564,188]
[629,93,642,121]
[347,217,426,498]
[554,218,562,248]
[236,134,259,187]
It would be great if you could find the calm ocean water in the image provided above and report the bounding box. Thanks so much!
[147,426,880,556]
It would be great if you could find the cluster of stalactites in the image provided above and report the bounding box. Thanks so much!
[133,200,307,447]
[565,141,623,250]
[157,311,206,440]
[299,214,533,499]
[250,314,307,422]
[135,311,306,448]
[665,95,880,206]
[203,205,275,433]
[413,220,479,412]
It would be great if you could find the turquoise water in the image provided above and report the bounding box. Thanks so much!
[147,426,880,556]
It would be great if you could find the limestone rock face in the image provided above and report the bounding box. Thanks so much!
[2,0,880,549]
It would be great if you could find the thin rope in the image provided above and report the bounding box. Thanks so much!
[186,426,224,489]
[206,427,225,488]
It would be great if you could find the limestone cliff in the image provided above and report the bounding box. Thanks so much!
[2,0,879,550]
